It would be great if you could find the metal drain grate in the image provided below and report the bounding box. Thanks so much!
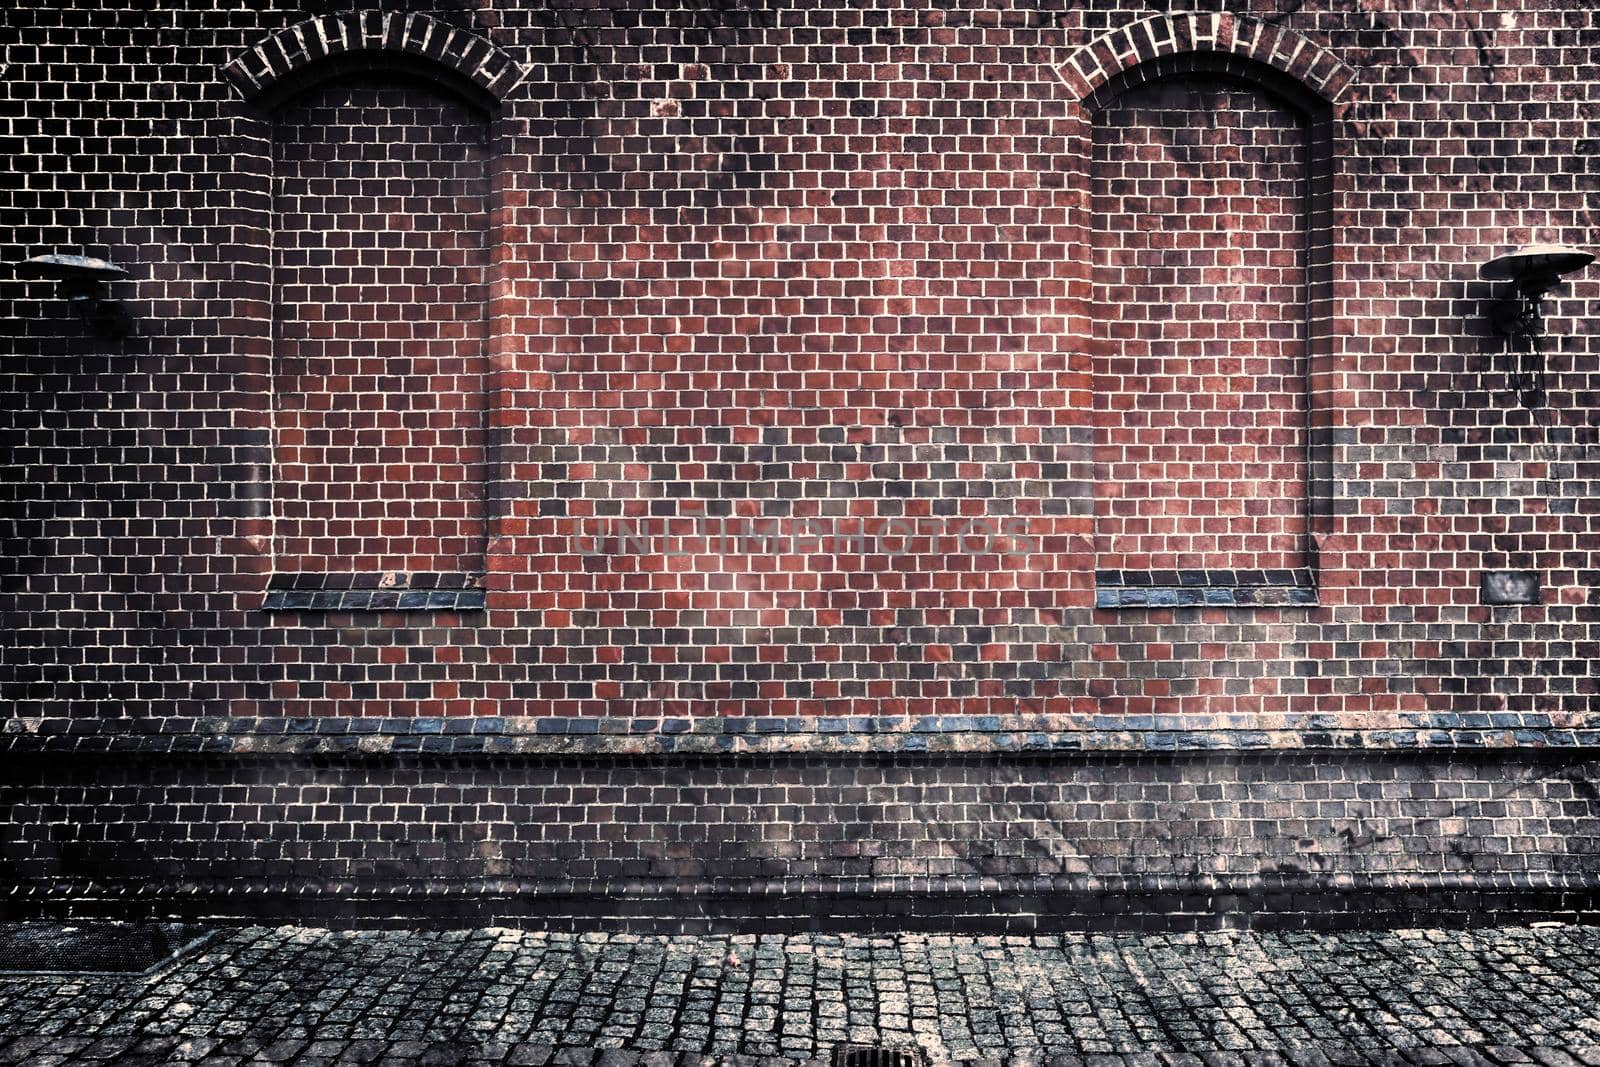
[832,1045,926,1067]
[0,923,215,976]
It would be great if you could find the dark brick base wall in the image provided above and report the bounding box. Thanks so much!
[5,747,1597,931]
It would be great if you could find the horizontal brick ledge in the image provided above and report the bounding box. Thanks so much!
[1094,569,1318,608]
[3,715,1597,757]
[9,870,1600,901]
[262,572,485,612]
[260,588,486,612]
[1095,587,1319,609]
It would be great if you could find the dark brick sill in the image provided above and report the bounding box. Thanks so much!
[3,714,1595,757]
[1096,568,1317,608]
[262,572,485,612]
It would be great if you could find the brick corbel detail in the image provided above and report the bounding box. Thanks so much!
[1056,12,1355,105]
[222,10,527,109]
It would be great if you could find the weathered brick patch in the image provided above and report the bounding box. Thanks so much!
[2,926,1600,1062]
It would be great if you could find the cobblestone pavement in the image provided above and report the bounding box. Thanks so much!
[2,925,1600,1065]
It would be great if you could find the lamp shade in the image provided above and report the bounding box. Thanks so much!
[1480,243,1594,282]
[15,253,128,282]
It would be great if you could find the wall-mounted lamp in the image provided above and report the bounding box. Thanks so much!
[15,253,132,339]
[1480,243,1593,409]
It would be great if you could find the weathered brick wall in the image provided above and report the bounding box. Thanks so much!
[1,0,1598,924]
[6,752,1590,886]
[4,745,1598,929]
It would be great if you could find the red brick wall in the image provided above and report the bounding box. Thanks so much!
[0,3,1595,724]
[1092,75,1309,575]
[272,75,489,576]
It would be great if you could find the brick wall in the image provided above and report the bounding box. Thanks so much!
[1,1,1598,925]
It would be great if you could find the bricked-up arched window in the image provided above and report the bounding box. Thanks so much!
[265,73,489,611]
[1091,68,1325,609]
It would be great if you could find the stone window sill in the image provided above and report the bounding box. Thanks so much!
[1095,568,1317,608]
[262,572,485,612]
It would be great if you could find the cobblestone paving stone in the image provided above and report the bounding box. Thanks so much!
[1,925,1599,1065]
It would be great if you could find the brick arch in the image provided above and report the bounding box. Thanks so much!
[222,10,526,111]
[1057,12,1355,108]
[1072,14,1347,604]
